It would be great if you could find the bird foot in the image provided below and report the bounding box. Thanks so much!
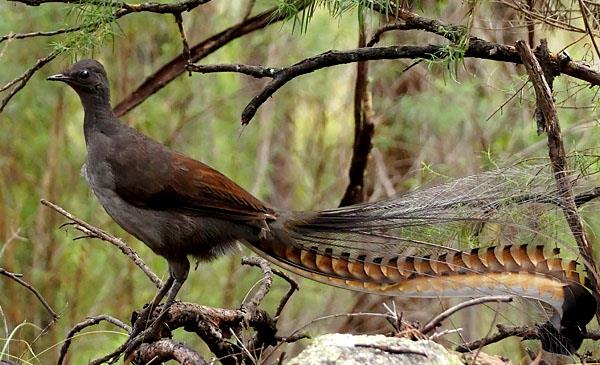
[123,300,177,361]
[123,316,167,362]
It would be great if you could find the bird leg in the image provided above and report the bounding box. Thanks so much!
[124,258,190,358]
[130,275,174,337]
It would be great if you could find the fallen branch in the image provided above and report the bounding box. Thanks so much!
[354,343,428,356]
[135,339,207,365]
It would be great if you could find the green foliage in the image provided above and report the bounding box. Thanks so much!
[51,1,120,57]
[274,0,394,32]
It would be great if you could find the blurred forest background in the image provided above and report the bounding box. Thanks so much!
[1,0,600,363]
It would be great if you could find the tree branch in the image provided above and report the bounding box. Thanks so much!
[339,14,375,207]
[0,267,59,320]
[8,0,212,15]
[421,296,513,335]
[0,27,79,44]
[240,257,272,318]
[515,40,600,311]
[0,51,60,112]
[89,257,300,365]
[57,315,131,365]
[186,63,281,78]
[239,39,600,125]
[455,324,538,352]
[112,3,308,116]
[40,199,162,289]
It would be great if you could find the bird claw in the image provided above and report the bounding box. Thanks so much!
[123,318,165,361]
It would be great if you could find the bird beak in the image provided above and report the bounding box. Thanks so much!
[47,74,71,82]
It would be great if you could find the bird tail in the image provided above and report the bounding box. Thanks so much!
[245,164,598,354]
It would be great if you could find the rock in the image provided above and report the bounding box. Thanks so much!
[287,333,463,365]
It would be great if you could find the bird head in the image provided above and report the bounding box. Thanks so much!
[47,59,110,98]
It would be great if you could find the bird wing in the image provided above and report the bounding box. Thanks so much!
[108,134,275,224]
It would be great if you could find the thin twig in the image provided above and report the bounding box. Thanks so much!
[242,0,256,20]
[368,4,467,43]
[271,268,298,319]
[0,50,60,112]
[367,22,412,47]
[421,296,513,335]
[40,199,162,289]
[174,12,191,75]
[354,343,428,356]
[0,27,79,44]
[240,257,272,317]
[57,315,131,365]
[455,324,538,352]
[577,0,600,60]
[0,268,59,320]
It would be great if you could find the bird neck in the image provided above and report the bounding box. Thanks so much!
[80,92,118,144]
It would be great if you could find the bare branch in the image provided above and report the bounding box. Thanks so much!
[577,0,600,60]
[91,257,289,365]
[174,12,191,71]
[516,40,600,308]
[58,315,131,365]
[136,339,207,365]
[40,199,162,289]
[7,0,212,15]
[340,14,374,207]
[112,4,308,116]
[367,22,413,47]
[0,27,79,44]
[240,256,272,317]
[0,267,59,320]
[354,343,428,356]
[421,296,513,335]
[456,324,538,352]
[186,63,281,78]
[0,51,60,112]
[271,268,298,319]
[239,39,600,125]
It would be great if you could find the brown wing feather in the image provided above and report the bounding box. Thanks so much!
[109,134,275,224]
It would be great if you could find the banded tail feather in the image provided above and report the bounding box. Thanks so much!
[243,163,599,353]
[247,239,596,354]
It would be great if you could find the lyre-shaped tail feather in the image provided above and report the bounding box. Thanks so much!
[247,164,598,353]
[247,238,596,354]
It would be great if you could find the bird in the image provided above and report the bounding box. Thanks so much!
[48,59,596,355]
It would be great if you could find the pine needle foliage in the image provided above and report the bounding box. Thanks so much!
[274,0,395,32]
[50,0,121,58]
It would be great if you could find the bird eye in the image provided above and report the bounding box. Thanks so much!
[78,70,90,80]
